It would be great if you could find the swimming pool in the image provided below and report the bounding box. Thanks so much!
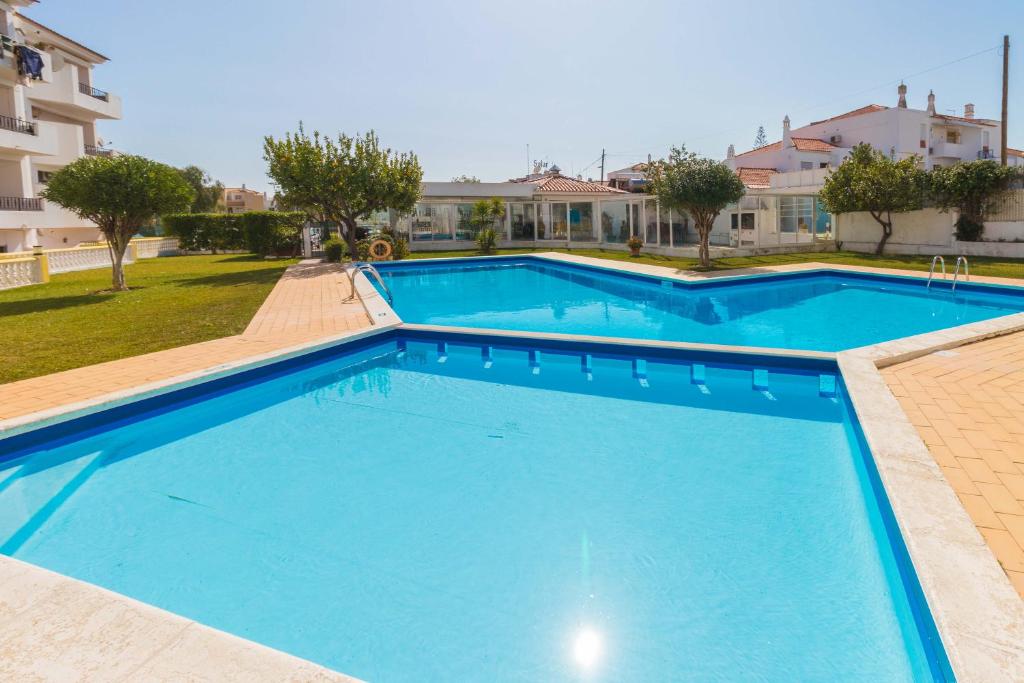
[373,257,1024,351]
[0,330,950,681]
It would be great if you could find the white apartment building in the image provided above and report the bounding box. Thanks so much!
[0,1,121,253]
[712,85,1021,249]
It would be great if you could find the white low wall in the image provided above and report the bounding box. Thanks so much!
[0,256,41,290]
[0,238,181,290]
[835,209,956,251]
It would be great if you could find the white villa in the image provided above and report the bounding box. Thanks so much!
[0,1,120,253]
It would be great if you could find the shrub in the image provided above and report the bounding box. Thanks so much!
[381,226,409,260]
[627,235,643,253]
[163,213,243,253]
[323,237,346,262]
[476,228,498,254]
[240,211,305,256]
[164,211,305,255]
[954,215,985,242]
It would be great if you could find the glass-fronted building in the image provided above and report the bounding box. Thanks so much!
[394,172,694,251]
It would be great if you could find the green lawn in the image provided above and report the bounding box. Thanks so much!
[406,247,1024,279]
[0,254,296,384]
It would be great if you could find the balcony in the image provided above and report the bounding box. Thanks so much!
[0,196,43,211]
[931,140,965,160]
[78,82,109,102]
[84,144,112,157]
[0,117,58,156]
[25,60,121,120]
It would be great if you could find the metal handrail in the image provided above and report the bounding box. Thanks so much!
[927,255,945,289]
[952,256,969,292]
[347,262,393,304]
[0,114,34,135]
[78,82,109,101]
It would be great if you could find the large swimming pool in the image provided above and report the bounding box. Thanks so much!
[374,257,1024,351]
[0,331,950,681]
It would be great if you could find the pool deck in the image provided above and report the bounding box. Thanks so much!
[3,253,1024,680]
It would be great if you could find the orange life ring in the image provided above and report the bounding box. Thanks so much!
[368,239,393,261]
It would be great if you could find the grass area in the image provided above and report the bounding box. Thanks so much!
[0,254,296,384]
[406,247,1024,279]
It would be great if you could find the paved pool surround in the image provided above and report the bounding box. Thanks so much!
[1,254,1023,681]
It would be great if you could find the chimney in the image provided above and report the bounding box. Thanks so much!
[927,90,936,116]
[964,103,975,119]
[782,115,793,148]
[727,144,735,159]
[897,82,907,108]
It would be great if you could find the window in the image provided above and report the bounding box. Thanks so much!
[569,202,593,241]
[779,196,814,233]
[670,209,687,245]
[800,161,814,170]
[919,123,927,149]
[601,201,629,243]
[37,170,53,184]
[945,130,960,144]
[410,203,452,241]
[538,203,552,239]
[509,203,535,240]
[644,199,658,244]
[548,203,567,239]
[730,213,754,230]
[455,203,476,239]
[819,162,828,169]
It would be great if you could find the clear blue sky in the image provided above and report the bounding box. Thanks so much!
[27,0,1024,191]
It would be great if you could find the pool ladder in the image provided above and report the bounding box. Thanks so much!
[952,256,969,292]
[926,255,969,292]
[926,255,945,289]
[347,262,393,304]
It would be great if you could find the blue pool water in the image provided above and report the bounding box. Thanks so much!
[0,333,948,681]
[374,258,1024,351]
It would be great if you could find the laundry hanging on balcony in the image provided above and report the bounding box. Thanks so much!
[15,46,44,80]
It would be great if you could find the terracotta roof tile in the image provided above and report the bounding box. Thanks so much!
[513,174,627,194]
[810,104,888,126]
[736,137,836,158]
[1007,148,1024,157]
[736,167,778,188]
[931,113,997,127]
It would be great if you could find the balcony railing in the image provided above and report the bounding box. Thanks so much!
[84,144,112,157]
[0,196,43,211]
[0,114,35,135]
[78,82,109,102]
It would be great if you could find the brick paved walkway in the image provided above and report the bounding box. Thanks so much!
[0,261,371,423]
[883,333,1024,597]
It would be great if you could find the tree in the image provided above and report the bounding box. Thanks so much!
[451,174,481,183]
[470,197,504,253]
[263,125,422,255]
[41,155,193,290]
[754,125,767,149]
[178,165,224,213]
[929,160,1021,241]
[819,144,928,254]
[647,146,745,268]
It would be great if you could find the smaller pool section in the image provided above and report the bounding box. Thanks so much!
[374,257,1024,351]
[0,331,950,681]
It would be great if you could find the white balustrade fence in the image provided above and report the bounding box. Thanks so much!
[0,257,41,290]
[0,237,180,291]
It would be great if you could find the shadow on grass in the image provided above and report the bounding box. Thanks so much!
[0,292,113,317]
[173,267,289,288]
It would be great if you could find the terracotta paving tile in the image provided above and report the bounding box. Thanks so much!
[959,493,1006,529]
[885,330,1024,596]
[977,482,1024,516]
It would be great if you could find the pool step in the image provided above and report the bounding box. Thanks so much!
[819,373,837,398]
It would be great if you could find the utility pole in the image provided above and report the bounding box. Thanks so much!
[1001,34,1009,166]
[599,148,605,182]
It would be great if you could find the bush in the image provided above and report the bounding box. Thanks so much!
[323,237,346,262]
[163,211,305,256]
[240,211,305,256]
[476,228,498,254]
[381,227,409,260]
[627,235,643,254]
[163,213,243,253]
[954,215,985,242]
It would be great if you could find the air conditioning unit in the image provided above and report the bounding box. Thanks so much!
[829,134,842,144]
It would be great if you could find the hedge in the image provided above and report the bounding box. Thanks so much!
[163,211,305,256]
